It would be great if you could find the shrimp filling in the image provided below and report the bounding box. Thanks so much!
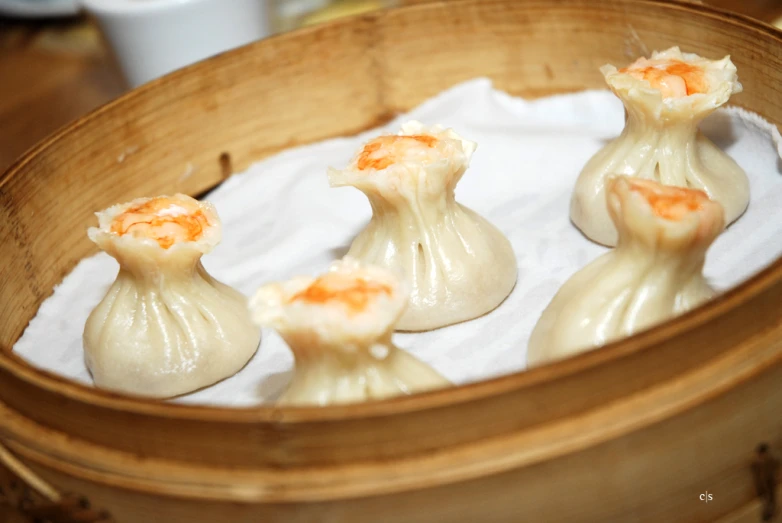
[356,134,439,171]
[627,179,708,220]
[290,273,392,313]
[620,58,708,98]
[110,197,210,249]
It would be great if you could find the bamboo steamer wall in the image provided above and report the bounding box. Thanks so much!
[0,0,781,522]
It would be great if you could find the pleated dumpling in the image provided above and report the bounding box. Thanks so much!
[249,258,449,406]
[328,121,517,331]
[83,194,261,397]
[571,46,747,246]
[529,176,724,367]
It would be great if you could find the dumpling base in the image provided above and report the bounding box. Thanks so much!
[83,263,261,398]
[278,342,449,406]
[348,203,518,332]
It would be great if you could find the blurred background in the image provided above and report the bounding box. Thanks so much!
[1,0,781,172]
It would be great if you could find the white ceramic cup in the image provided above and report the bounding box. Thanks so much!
[81,0,271,88]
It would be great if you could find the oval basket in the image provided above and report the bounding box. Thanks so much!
[1,1,781,521]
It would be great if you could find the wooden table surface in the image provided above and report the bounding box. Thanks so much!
[1,1,781,173]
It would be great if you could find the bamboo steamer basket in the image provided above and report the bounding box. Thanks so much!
[1,0,781,521]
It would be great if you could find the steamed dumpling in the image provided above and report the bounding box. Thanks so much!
[529,176,724,366]
[571,46,747,246]
[83,194,261,397]
[328,121,517,331]
[249,257,449,406]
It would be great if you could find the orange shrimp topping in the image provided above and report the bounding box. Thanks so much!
[110,197,210,249]
[627,179,708,220]
[356,134,438,171]
[290,274,393,313]
[620,59,708,97]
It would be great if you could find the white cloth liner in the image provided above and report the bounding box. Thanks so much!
[13,78,782,406]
